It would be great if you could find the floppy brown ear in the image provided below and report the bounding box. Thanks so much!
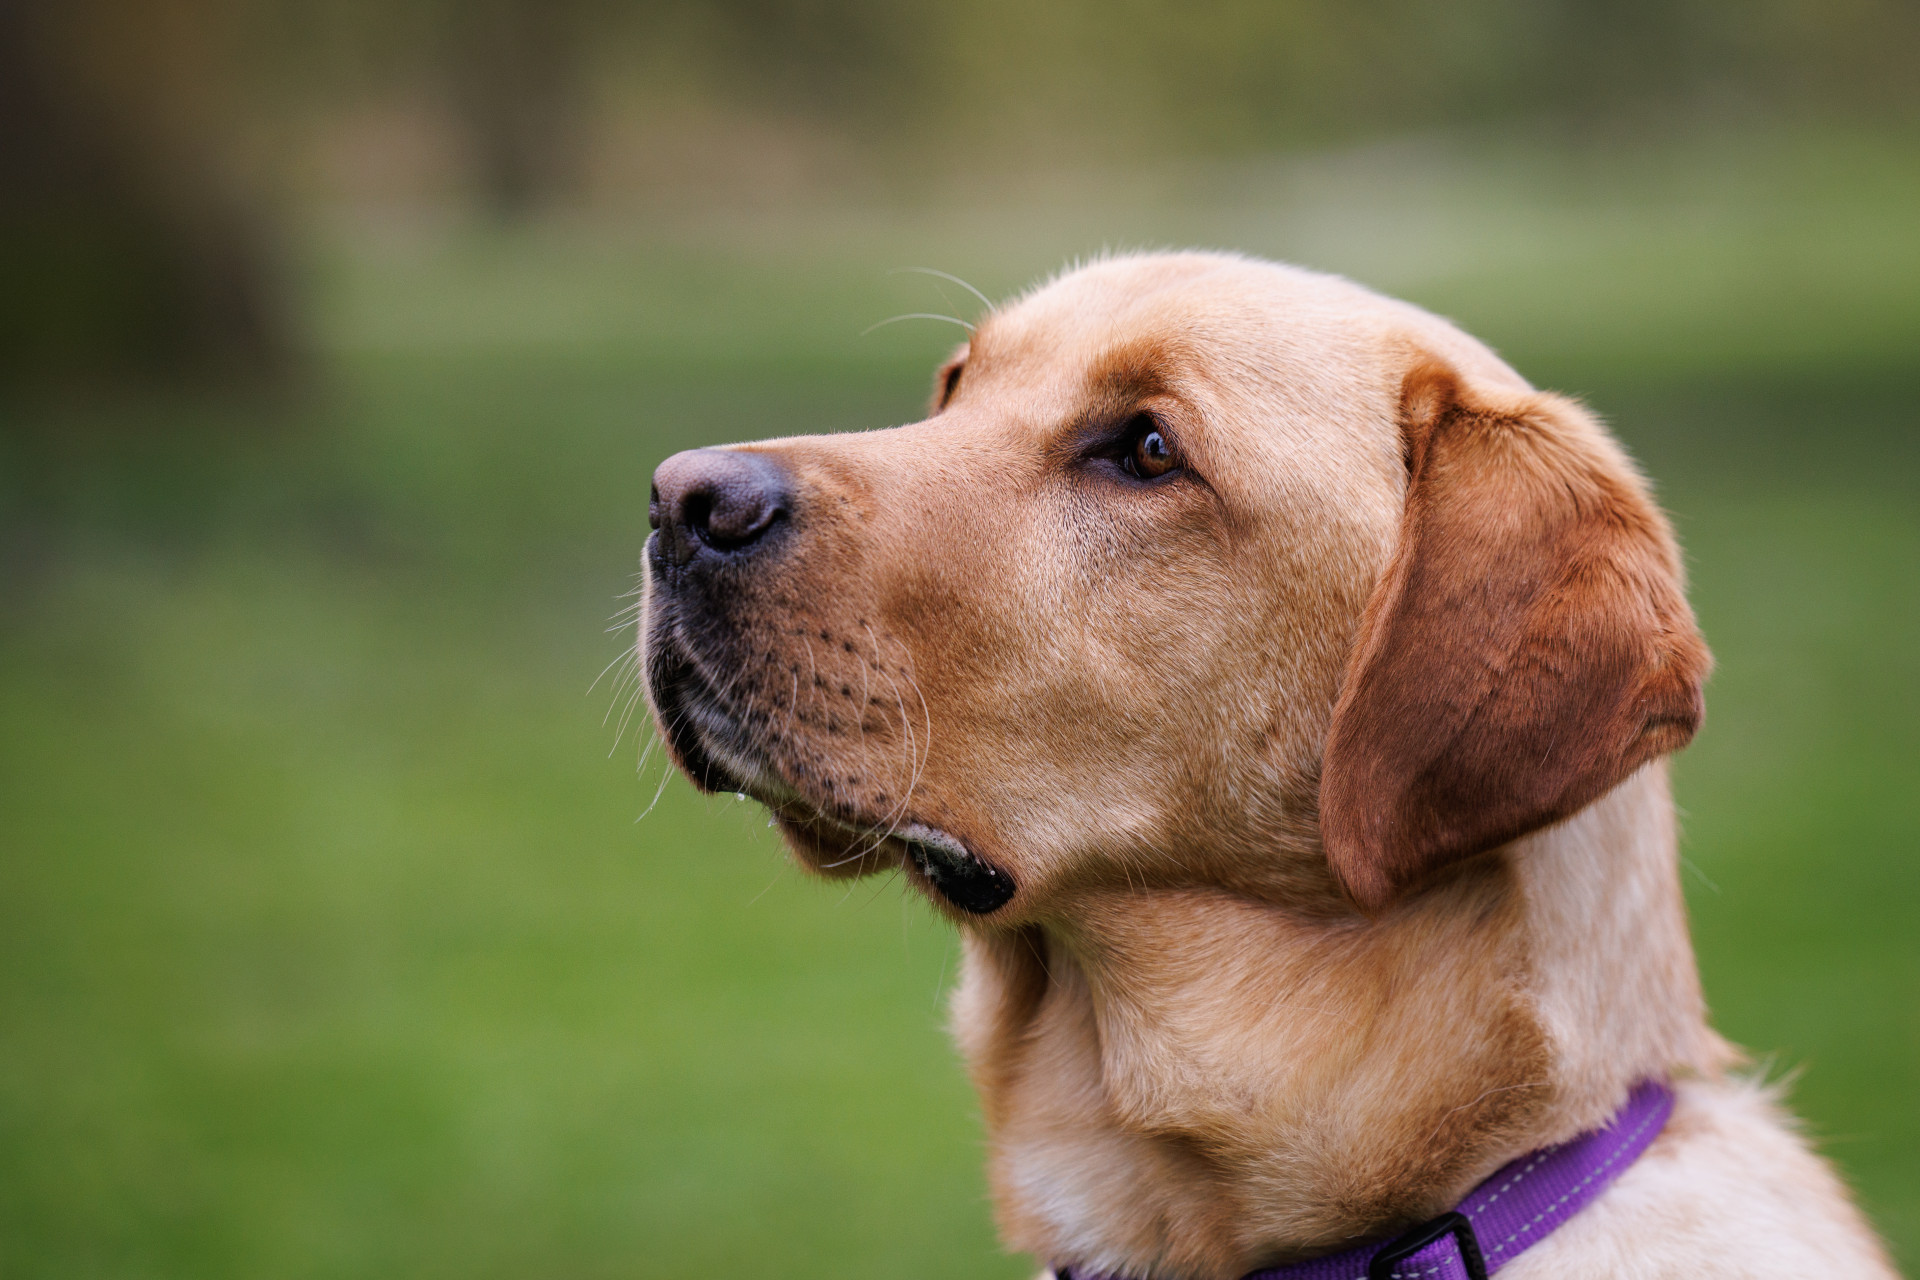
[1320,359,1711,913]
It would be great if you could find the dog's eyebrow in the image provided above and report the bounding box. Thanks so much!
[1086,336,1185,405]
[1047,336,1201,466]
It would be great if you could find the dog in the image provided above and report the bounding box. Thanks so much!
[640,252,1896,1279]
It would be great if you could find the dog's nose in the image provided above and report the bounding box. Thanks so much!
[650,448,791,565]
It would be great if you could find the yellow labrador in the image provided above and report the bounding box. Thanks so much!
[641,253,1895,1279]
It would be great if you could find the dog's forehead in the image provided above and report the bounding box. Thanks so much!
[954,256,1397,481]
[971,252,1528,409]
[973,255,1279,380]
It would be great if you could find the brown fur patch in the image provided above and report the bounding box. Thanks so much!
[1087,335,1184,402]
[1320,360,1711,913]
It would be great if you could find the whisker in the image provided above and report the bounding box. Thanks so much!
[600,663,633,723]
[801,634,823,723]
[635,745,674,822]
[852,625,920,859]
[589,646,635,698]
[860,313,975,336]
[932,929,954,1011]
[889,267,995,313]
[894,657,933,832]
[860,864,899,910]
[609,682,647,754]
[745,866,787,908]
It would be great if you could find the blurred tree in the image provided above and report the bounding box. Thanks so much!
[558,0,1920,178]
[0,0,295,397]
[445,0,595,214]
[4,0,1915,399]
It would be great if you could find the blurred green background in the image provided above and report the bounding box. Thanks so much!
[2,3,1917,1277]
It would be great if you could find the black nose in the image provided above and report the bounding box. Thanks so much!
[650,448,791,566]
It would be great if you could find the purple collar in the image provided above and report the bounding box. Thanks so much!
[1059,1080,1673,1280]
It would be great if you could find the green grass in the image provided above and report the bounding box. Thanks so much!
[1,131,1915,1277]
[0,551,1002,1279]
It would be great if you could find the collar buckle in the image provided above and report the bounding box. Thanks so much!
[1366,1211,1487,1280]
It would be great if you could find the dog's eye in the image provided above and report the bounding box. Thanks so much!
[1120,416,1178,479]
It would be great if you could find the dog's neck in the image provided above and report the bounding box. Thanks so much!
[951,764,1731,1280]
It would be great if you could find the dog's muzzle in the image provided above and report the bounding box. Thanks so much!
[642,447,795,796]
[641,445,1018,916]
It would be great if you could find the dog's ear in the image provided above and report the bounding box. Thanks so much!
[1320,359,1711,913]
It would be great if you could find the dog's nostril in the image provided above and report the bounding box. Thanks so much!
[681,490,716,542]
[698,484,780,550]
[648,482,662,531]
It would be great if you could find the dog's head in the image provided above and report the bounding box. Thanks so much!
[642,252,1707,922]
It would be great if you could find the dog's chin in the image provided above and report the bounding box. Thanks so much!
[646,641,1017,916]
[764,806,899,880]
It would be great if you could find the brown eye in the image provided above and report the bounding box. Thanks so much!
[1124,419,1177,478]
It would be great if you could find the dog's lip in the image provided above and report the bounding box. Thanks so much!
[892,823,1018,915]
[656,648,895,838]
[647,637,750,794]
[767,804,1018,916]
